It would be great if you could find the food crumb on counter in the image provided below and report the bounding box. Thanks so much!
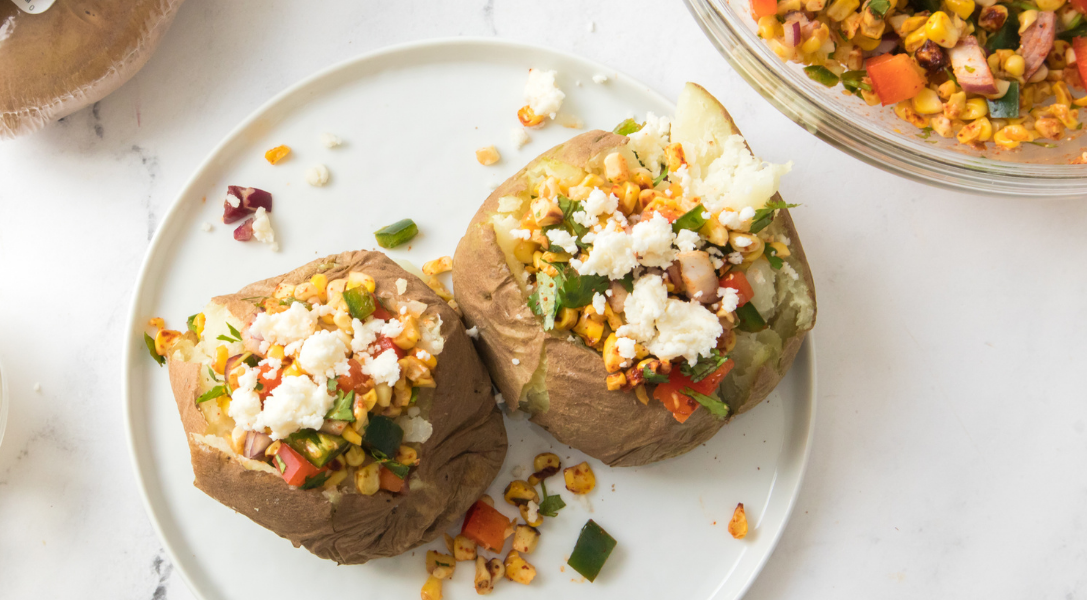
[592,74,608,84]
[476,145,500,166]
[511,127,530,149]
[484,178,499,190]
[321,132,342,148]
[200,222,213,232]
[305,164,330,186]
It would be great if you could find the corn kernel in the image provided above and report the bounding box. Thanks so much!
[904,28,929,53]
[826,0,860,21]
[946,0,975,19]
[264,145,290,164]
[1036,0,1065,10]
[1004,54,1026,78]
[925,12,960,48]
[268,344,285,359]
[912,88,944,114]
[476,145,501,166]
[961,98,989,120]
[757,15,784,38]
[214,345,229,374]
[342,426,363,446]
[148,317,165,331]
[853,34,882,51]
[1019,9,1038,34]
[956,117,993,143]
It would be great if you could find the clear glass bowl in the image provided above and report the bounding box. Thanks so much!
[685,0,1087,197]
[0,358,7,449]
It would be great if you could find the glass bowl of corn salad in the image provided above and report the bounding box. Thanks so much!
[685,0,1087,196]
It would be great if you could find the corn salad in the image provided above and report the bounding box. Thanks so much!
[756,0,1087,152]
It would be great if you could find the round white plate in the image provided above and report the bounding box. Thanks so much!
[124,38,817,600]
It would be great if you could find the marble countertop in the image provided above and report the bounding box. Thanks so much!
[2,1,1085,598]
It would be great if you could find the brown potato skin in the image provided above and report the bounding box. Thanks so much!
[454,127,815,467]
[167,250,507,564]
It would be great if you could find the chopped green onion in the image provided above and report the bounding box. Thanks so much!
[374,219,419,248]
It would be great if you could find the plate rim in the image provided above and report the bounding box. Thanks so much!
[122,35,817,600]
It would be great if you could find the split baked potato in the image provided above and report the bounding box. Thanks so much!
[453,83,816,467]
[161,250,506,564]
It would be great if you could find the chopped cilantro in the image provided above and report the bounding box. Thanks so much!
[683,388,731,419]
[196,385,227,404]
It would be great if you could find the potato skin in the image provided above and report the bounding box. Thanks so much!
[167,250,506,564]
[454,123,815,467]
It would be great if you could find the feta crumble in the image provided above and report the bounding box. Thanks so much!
[630,212,675,268]
[592,292,607,315]
[718,287,740,313]
[511,127,530,149]
[627,113,671,177]
[584,188,618,217]
[297,330,349,378]
[399,415,434,443]
[362,349,402,386]
[305,164,330,186]
[466,326,480,339]
[577,221,637,279]
[615,336,637,359]
[781,261,801,281]
[251,207,275,246]
[546,228,579,255]
[592,74,608,84]
[321,132,342,148]
[524,68,565,119]
[225,192,241,208]
[674,229,702,253]
[510,228,531,240]
[259,375,336,440]
[250,302,317,347]
[727,252,744,265]
[200,222,213,232]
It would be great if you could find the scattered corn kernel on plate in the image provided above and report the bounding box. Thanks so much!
[124,38,817,600]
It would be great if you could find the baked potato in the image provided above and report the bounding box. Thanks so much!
[160,250,507,564]
[453,83,815,467]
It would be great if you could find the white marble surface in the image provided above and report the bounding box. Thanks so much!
[1,1,1085,598]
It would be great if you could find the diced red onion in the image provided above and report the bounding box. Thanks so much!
[243,431,273,459]
[1020,11,1055,80]
[949,37,998,95]
[234,218,254,241]
[607,280,629,315]
[223,186,273,224]
[238,187,273,212]
[783,21,802,48]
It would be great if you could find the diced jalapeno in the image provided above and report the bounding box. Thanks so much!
[987,81,1020,119]
[374,219,418,248]
[567,520,617,582]
[342,286,376,321]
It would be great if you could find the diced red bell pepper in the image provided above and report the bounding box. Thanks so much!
[1072,0,1087,14]
[752,0,778,18]
[719,272,755,308]
[1073,38,1087,90]
[334,358,371,394]
[652,359,736,423]
[257,364,282,400]
[461,500,512,552]
[274,444,322,487]
[866,54,926,106]
[371,295,394,321]
[378,466,406,493]
[374,335,407,359]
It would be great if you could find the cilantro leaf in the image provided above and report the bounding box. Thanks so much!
[764,244,783,270]
[538,481,567,517]
[683,388,731,419]
[196,385,227,404]
[325,390,356,422]
[749,200,800,234]
[381,460,411,479]
[673,205,708,234]
[643,365,669,384]
[679,349,729,383]
[144,333,165,366]
[613,118,644,136]
[736,303,767,332]
[554,263,609,309]
[867,0,890,17]
[653,165,670,187]
[299,471,332,490]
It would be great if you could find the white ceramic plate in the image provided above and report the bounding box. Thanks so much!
[124,38,817,600]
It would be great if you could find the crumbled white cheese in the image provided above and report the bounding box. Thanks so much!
[584,188,618,217]
[718,287,740,313]
[781,261,801,281]
[363,349,401,385]
[525,500,540,524]
[297,330,349,378]
[200,222,213,232]
[407,406,421,417]
[727,252,744,265]
[227,366,263,431]
[732,235,753,249]
[512,358,521,365]
[546,229,579,255]
[710,255,724,269]
[350,317,386,354]
[674,229,702,253]
[381,318,405,339]
[250,302,317,347]
[396,278,408,295]
[225,193,241,208]
[627,113,671,177]
[672,164,692,196]
[592,74,608,84]
[251,207,275,245]
[511,127,530,149]
[576,222,637,279]
[466,326,480,339]
[592,292,607,315]
[617,275,669,342]
[305,164,330,187]
[524,68,565,119]
[615,336,637,359]
[510,228,531,240]
[259,375,336,440]
[398,415,434,443]
[630,212,675,268]
[497,196,523,213]
[321,132,342,148]
[648,299,724,363]
[739,206,756,221]
[572,209,598,229]
[417,315,445,356]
